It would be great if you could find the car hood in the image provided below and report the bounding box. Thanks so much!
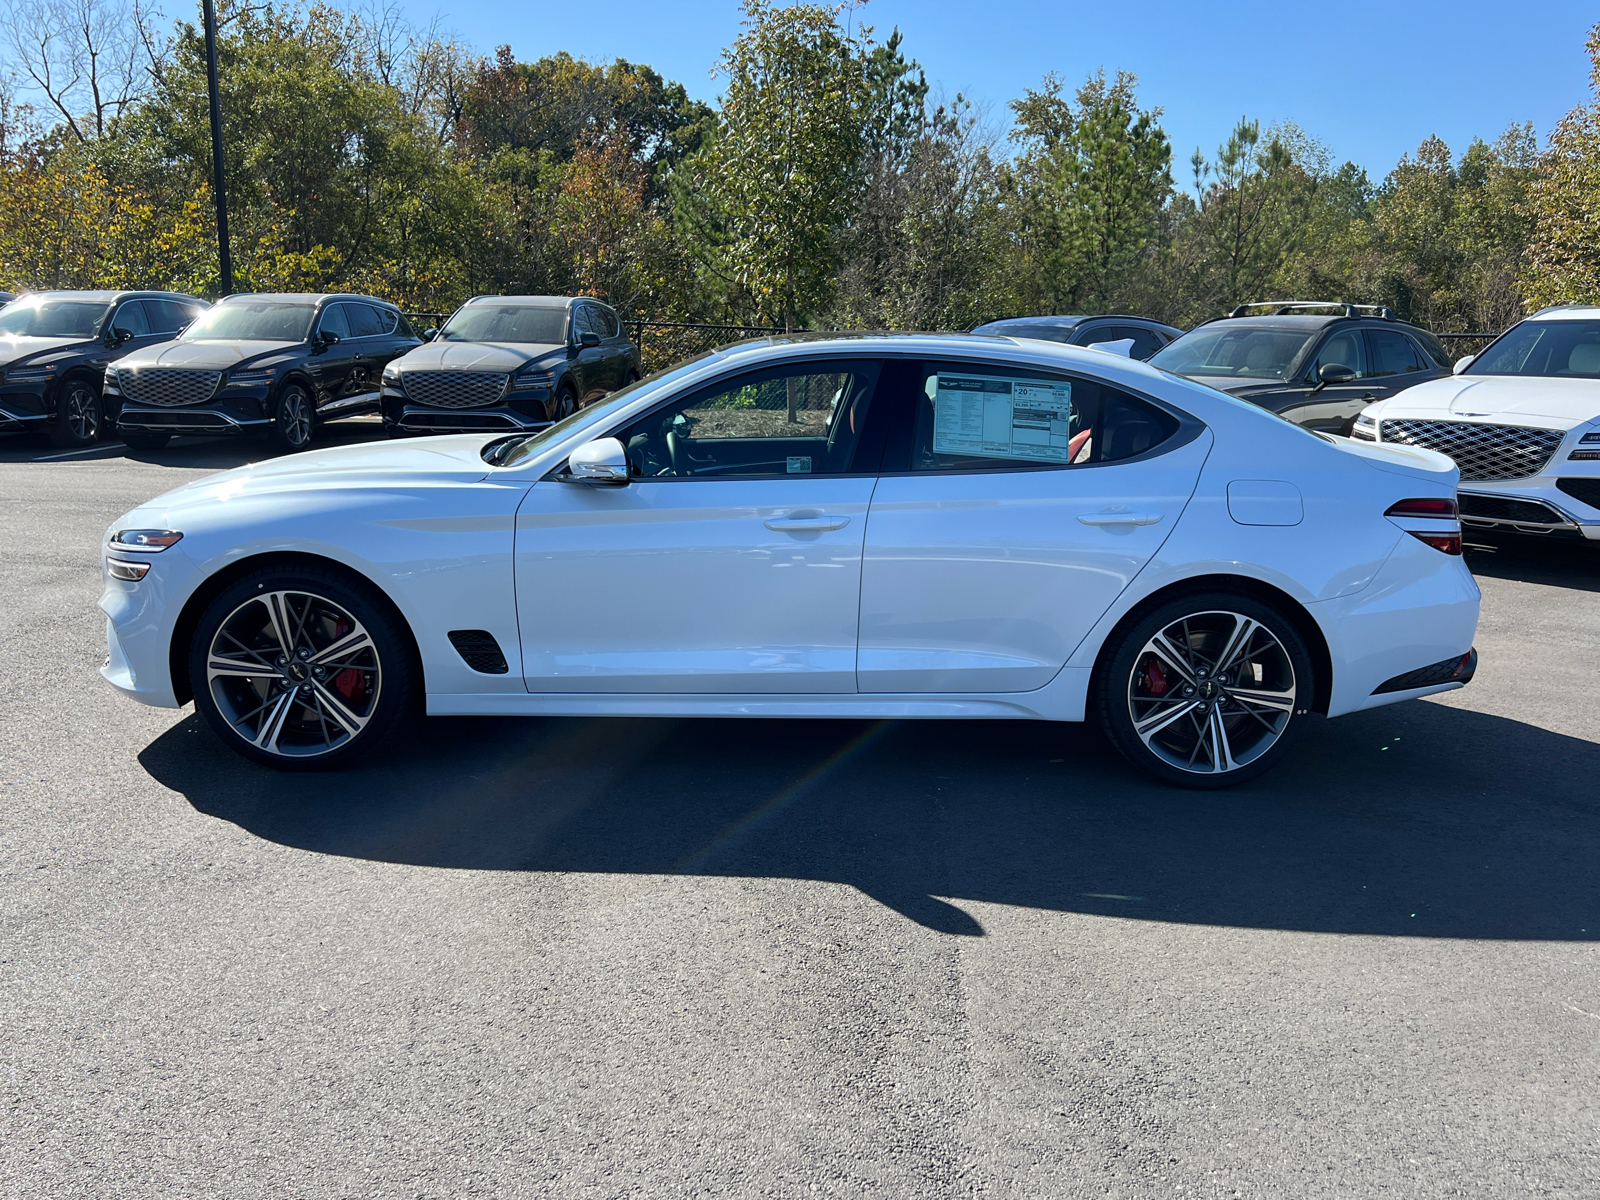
[1374,375,1600,426]
[0,335,97,369]
[396,341,563,372]
[131,436,498,519]
[122,339,303,371]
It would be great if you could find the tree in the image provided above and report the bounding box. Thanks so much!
[675,0,871,331]
[1007,70,1172,313]
[0,0,162,142]
[1521,22,1600,310]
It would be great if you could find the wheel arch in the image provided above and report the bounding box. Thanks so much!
[1087,573,1334,716]
[167,550,423,706]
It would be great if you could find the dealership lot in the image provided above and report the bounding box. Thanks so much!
[2,431,1599,1198]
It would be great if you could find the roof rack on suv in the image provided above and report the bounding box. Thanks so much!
[1226,301,1396,320]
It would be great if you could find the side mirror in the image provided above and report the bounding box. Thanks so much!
[423,327,438,342]
[1453,355,1475,375]
[1317,363,1356,385]
[564,436,629,486]
[579,331,601,349]
[319,329,341,346]
[106,327,133,346]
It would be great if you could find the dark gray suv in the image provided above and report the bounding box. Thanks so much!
[1150,302,1451,435]
[970,314,1183,360]
[381,295,642,437]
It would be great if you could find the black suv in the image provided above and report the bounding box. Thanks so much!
[382,295,643,436]
[1148,302,1451,435]
[0,290,208,447]
[969,314,1183,360]
[111,293,420,452]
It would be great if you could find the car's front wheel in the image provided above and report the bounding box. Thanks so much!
[268,383,315,453]
[1097,592,1313,788]
[46,377,102,448]
[188,566,416,769]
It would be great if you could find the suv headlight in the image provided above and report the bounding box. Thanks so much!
[7,363,57,383]
[1354,414,1376,428]
[382,366,401,385]
[512,368,554,391]
[104,366,120,388]
[226,368,275,388]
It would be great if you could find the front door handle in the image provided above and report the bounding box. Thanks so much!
[765,515,850,533]
[1077,511,1164,527]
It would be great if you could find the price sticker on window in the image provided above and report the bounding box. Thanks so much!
[930,373,1074,463]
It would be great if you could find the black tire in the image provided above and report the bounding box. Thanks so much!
[119,428,172,451]
[268,383,316,453]
[45,376,103,448]
[188,564,417,770]
[551,386,577,422]
[1096,591,1314,789]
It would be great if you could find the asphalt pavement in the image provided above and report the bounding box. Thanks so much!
[3,427,1599,1199]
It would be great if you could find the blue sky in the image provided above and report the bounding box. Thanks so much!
[418,0,1596,180]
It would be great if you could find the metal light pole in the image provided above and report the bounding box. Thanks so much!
[201,0,233,295]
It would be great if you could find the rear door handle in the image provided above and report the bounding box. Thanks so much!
[765,515,850,533]
[1077,511,1164,527]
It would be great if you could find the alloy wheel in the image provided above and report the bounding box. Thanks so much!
[281,392,312,447]
[64,381,100,440]
[205,589,382,759]
[1126,609,1297,775]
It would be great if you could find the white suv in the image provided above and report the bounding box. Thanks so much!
[1353,304,1600,541]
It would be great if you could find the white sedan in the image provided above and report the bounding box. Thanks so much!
[99,334,1481,787]
[1353,304,1600,540]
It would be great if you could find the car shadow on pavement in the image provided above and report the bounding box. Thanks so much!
[1465,533,1600,593]
[0,419,387,468]
[139,697,1600,940]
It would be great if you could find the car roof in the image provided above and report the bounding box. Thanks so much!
[462,294,599,309]
[9,289,204,304]
[1527,304,1600,321]
[215,292,398,309]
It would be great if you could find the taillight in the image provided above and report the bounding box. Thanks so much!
[1385,497,1458,519]
[1385,497,1463,555]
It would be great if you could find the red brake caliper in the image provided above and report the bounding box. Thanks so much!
[1145,658,1169,696]
[330,619,366,703]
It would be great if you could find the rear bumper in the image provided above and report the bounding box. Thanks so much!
[1312,534,1482,717]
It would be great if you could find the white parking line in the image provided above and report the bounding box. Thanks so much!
[30,444,129,463]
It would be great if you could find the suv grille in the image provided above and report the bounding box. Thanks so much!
[1379,419,1565,480]
[119,368,222,407]
[402,371,510,409]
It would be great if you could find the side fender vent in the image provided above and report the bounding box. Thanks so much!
[447,630,509,675]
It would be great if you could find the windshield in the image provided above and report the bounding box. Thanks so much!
[493,351,720,468]
[1150,325,1315,380]
[1468,319,1600,377]
[442,304,568,345]
[0,298,111,339]
[181,301,316,342]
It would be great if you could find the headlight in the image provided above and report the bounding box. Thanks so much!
[1580,430,1600,444]
[104,366,120,387]
[226,368,275,388]
[109,529,183,552]
[382,367,400,384]
[512,369,554,390]
[1354,414,1377,428]
[7,363,57,383]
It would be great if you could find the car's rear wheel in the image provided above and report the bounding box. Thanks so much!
[46,377,102,448]
[268,383,315,453]
[552,386,576,421]
[188,566,416,770]
[119,428,171,451]
[1097,592,1313,788]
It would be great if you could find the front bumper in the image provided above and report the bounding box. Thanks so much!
[115,395,271,437]
[1453,478,1600,540]
[381,389,555,435]
[98,547,195,708]
[0,380,52,428]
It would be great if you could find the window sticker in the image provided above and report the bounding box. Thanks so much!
[786,456,812,473]
[930,373,1074,463]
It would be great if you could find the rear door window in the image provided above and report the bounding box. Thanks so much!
[897,361,1180,472]
[1367,328,1426,376]
[1111,325,1165,360]
[346,304,388,338]
[146,300,192,333]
